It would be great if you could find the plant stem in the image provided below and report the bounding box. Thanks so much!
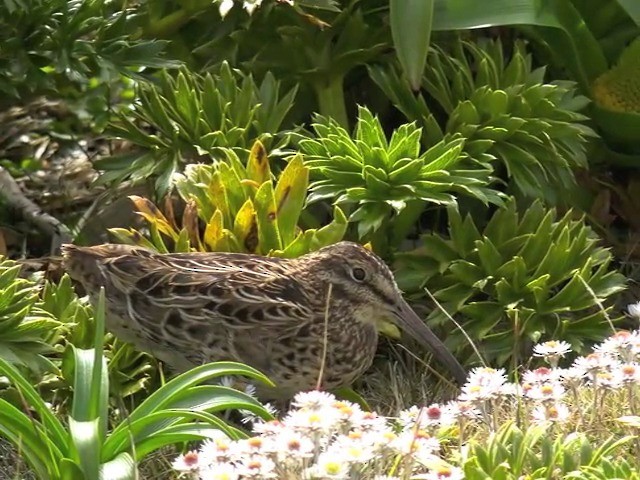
[313,75,349,129]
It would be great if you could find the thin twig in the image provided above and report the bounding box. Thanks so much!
[423,286,487,367]
[316,283,333,390]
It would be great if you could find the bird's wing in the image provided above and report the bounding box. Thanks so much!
[98,250,317,333]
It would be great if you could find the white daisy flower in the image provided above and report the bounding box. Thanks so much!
[533,340,572,357]
[291,390,336,410]
[627,302,640,319]
[531,402,571,424]
[308,452,351,479]
[198,462,239,480]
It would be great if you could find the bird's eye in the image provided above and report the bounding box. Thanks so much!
[351,267,367,282]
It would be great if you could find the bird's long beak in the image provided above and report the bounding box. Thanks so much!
[394,299,467,386]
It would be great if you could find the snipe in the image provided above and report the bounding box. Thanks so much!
[62,242,466,398]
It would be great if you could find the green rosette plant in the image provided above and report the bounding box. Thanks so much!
[110,140,347,258]
[298,105,503,249]
[395,198,627,367]
[101,63,298,195]
[371,40,596,204]
[0,258,59,373]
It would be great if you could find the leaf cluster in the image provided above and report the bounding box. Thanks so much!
[102,63,298,195]
[395,198,626,366]
[299,106,502,241]
[371,39,596,203]
[0,289,274,479]
[463,422,638,480]
[0,258,59,373]
[111,140,347,257]
[0,0,177,105]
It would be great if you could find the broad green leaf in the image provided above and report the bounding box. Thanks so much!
[69,418,101,479]
[100,452,137,480]
[391,0,434,90]
[120,362,273,427]
[254,181,282,253]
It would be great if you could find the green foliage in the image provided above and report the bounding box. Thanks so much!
[101,63,298,195]
[0,289,274,480]
[463,423,637,480]
[36,275,157,412]
[591,37,640,152]
[110,140,347,257]
[0,0,177,117]
[0,258,59,373]
[395,198,626,367]
[371,39,595,203]
[298,106,502,244]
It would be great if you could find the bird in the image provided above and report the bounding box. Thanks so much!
[61,241,467,399]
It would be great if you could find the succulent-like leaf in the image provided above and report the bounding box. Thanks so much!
[103,64,297,194]
[396,198,627,367]
[111,142,345,257]
[372,39,596,204]
[299,106,501,241]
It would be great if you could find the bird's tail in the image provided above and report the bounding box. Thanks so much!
[61,244,142,291]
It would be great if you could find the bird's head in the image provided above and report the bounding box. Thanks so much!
[307,242,467,385]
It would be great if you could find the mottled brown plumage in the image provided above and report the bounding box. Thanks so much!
[61,242,466,398]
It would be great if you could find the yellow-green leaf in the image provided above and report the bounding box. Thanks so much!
[175,228,191,252]
[275,154,309,245]
[108,229,158,251]
[233,199,259,253]
[204,209,225,251]
[208,172,231,227]
[246,140,271,185]
[129,196,178,240]
[311,206,348,250]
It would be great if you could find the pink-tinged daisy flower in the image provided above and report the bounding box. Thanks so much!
[172,450,201,472]
[269,430,315,461]
[524,382,566,402]
[531,402,571,424]
[573,352,618,379]
[444,400,481,421]
[523,367,561,384]
[617,362,640,384]
[236,455,277,479]
[199,433,234,465]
